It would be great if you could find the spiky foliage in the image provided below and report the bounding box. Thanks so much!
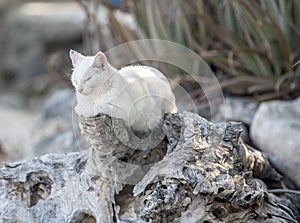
[79,0,300,100]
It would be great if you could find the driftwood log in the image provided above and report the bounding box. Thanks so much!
[0,112,299,222]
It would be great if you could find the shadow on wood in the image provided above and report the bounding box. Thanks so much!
[0,112,299,222]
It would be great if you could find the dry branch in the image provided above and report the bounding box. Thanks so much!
[0,112,298,222]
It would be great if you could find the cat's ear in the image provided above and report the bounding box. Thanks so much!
[92,51,107,70]
[69,49,84,67]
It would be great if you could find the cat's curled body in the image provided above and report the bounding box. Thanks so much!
[70,50,177,132]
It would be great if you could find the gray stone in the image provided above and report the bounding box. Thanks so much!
[33,89,88,156]
[218,97,259,125]
[213,97,258,143]
[33,118,88,156]
[42,89,74,119]
[251,97,300,187]
[0,95,38,164]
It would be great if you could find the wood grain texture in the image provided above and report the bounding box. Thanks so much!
[0,112,298,222]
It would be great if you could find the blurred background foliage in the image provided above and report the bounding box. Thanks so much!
[79,0,300,101]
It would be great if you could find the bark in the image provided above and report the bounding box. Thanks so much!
[0,112,299,222]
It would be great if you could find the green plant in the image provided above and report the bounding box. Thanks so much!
[78,0,300,101]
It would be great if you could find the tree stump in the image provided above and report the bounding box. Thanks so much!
[0,112,299,222]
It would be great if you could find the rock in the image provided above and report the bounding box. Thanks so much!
[215,97,258,143]
[33,119,87,156]
[0,92,26,109]
[42,89,74,119]
[0,88,88,162]
[0,93,39,164]
[218,97,259,125]
[251,97,300,187]
[33,89,88,156]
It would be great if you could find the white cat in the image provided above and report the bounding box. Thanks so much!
[69,49,177,132]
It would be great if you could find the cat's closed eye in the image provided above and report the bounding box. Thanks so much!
[83,76,92,83]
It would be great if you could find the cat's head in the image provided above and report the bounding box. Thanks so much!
[69,50,113,96]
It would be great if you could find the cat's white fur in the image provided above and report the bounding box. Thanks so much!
[70,49,177,132]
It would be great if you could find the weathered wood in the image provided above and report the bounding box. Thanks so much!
[0,112,298,223]
[132,112,299,222]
